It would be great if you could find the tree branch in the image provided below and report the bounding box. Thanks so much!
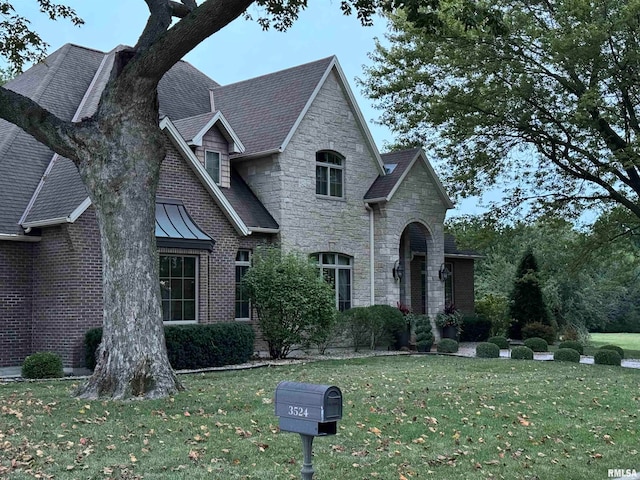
[0,86,82,162]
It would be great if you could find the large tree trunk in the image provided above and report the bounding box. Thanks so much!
[74,78,183,400]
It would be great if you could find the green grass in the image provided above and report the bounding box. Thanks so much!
[590,333,640,358]
[1,356,639,479]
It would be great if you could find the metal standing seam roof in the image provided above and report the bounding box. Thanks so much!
[155,198,215,251]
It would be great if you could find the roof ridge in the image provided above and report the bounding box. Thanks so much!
[212,55,335,90]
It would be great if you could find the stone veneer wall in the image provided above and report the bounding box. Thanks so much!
[0,241,34,366]
[271,69,381,307]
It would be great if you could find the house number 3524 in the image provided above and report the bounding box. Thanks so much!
[288,406,309,417]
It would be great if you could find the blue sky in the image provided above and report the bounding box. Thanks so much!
[11,1,489,217]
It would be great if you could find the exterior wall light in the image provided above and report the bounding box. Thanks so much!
[438,263,451,282]
[392,259,404,281]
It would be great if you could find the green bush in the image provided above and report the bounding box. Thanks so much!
[488,336,509,349]
[475,294,510,336]
[340,305,406,351]
[412,314,434,352]
[475,342,500,358]
[21,352,63,379]
[558,341,584,355]
[84,323,255,371]
[243,247,336,359]
[460,314,492,342]
[553,348,580,363]
[437,338,459,353]
[594,349,622,366]
[599,344,625,359]
[521,322,556,344]
[523,337,548,352]
[511,346,534,360]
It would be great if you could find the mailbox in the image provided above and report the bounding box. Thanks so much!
[275,381,342,436]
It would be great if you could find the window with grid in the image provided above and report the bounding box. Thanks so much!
[235,250,251,320]
[315,151,344,198]
[159,255,197,322]
[312,252,352,311]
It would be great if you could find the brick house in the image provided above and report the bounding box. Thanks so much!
[0,44,478,368]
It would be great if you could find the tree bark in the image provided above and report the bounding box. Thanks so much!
[74,76,183,400]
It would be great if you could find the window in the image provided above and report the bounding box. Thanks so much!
[312,253,352,311]
[316,151,343,198]
[159,255,197,322]
[444,262,454,305]
[205,150,220,184]
[235,250,251,320]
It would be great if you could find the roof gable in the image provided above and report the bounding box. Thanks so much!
[365,148,454,209]
[173,111,245,153]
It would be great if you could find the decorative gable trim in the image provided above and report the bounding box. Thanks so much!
[160,117,251,236]
[368,149,454,209]
[188,111,246,154]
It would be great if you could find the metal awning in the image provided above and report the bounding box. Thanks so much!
[155,197,215,251]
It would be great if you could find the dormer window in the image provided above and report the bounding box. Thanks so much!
[316,151,344,198]
[205,150,220,184]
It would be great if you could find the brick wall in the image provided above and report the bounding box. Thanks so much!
[0,241,33,367]
[449,258,475,314]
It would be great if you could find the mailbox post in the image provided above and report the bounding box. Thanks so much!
[275,381,343,480]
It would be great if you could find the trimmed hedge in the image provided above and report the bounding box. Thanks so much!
[22,352,64,379]
[511,346,534,360]
[476,342,500,358]
[558,341,584,355]
[594,349,622,366]
[488,336,509,349]
[84,323,255,371]
[413,314,434,353]
[523,337,548,352]
[460,315,492,342]
[437,338,459,353]
[553,348,580,363]
[599,344,625,359]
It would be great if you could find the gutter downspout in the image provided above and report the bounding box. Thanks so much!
[365,203,375,305]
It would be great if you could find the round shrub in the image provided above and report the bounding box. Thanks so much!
[511,345,534,360]
[594,349,622,366]
[437,338,459,353]
[476,342,500,358]
[523,337,548,352]
[521,322,556,344]
[22,352,63,379]
[553,348,580,363]
[488,336,509,349]
[558,341,583,355]
[599,344,624,359]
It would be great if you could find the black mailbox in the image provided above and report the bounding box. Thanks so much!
[275,381,342,436]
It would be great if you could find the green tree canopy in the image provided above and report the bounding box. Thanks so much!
[363,0,640,222]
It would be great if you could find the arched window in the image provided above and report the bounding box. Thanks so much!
[315,151,344,198]
[312,253,352,311]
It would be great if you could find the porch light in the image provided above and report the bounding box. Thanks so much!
[392,259,404,281]
[438,263,451,282]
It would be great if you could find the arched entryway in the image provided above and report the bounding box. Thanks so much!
[398,222,433,314]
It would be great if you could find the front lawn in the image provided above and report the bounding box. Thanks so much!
[1,355,639,479]
[590,333,640,358]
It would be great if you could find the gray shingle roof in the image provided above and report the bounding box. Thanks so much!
[0,44,104,234]
[408,225,479,258]
[173,111,217,142]
[225,169,279,230]
[364,148,421,201]
[212,56,334,156]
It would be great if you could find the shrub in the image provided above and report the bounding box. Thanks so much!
[21,352,63,379]
[599,344,625,359]
[594,349,622,366]
[412,314,434,352]
[521,322,556,344]
[340,305,407,351]
[84,323,255,371]
[368,304,407,350]
[511,346,534,360]
[476,342,500,358]
[558,341,584,355]
[243,246,337,359]
[554,348,580,363]
[488,336,509,349]
[523,337,548,352]
[460,314,492,342]
[437,338,459,353]
[475,294,510,336]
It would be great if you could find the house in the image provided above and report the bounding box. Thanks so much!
[0,44,478,369]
